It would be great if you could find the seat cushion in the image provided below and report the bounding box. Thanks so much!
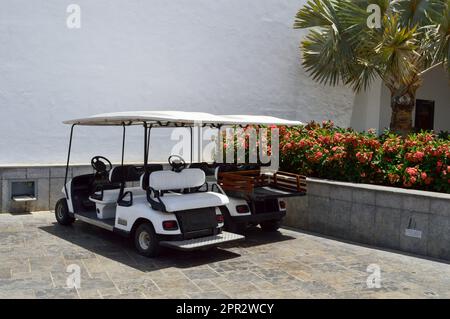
[89,187,146,204]
[157,191,229,212]
[149,169,205,191]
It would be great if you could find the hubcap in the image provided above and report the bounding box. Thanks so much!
[138,231,151,250]
[57,205,64,219]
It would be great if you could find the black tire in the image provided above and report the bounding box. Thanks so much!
[134,223,160,257]
[220,207,247,234]
[260,220,281,232]
[55,198,75,225]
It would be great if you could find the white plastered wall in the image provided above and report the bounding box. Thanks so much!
[0,0,353,165]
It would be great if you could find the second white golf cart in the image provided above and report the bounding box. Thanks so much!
[55,111,303,257]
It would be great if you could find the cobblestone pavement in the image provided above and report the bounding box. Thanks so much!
[0,211,449,299]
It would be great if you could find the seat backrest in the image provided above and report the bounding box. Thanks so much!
[189,162,215,176]
[109,165,144,184]
[139,164,164,190]
[149,168,205,191]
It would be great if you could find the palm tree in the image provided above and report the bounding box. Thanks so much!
[294,0,449,134]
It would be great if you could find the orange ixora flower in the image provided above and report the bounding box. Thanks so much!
[356,151,373,164]
[279,121,450,193]
[388,173,400,184]
[406,167,418,176]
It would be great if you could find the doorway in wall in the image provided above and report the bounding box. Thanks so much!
[415,99,435,131]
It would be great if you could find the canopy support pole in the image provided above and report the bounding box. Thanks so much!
[119,123,126,199]
[64,124,76,200]
[189,127,193,163]
[198,125,202,163]
[143,123,148,170]
[147,125,152,165]
[143,123,153,170]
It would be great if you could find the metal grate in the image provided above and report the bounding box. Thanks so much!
[175,207,218,234]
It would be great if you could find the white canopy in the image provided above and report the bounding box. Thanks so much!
[219,114,302,126]
[63,111,303,127]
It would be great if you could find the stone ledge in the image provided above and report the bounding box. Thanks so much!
[307,177,450,200]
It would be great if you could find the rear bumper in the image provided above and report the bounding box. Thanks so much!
[159,231,244,251]
[232,210,286,223]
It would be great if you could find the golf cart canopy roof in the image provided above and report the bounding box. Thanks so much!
[63,111,303,127]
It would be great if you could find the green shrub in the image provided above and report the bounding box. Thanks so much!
[279,121,450,193]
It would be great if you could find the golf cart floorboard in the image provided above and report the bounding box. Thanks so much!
[159,231,244,251]
[74,211,115,231]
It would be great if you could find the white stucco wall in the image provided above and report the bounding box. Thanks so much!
[350,79,383,133]
[0,0,353,165]
[376,66,450,133]
[351,78,393,134]
[352,66,449,133]
[416,66,450,132]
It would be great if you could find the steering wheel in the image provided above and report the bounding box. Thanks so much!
[168,155,186,172]
[91,156,112,175]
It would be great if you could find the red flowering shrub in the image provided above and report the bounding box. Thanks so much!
[279,121,450,193]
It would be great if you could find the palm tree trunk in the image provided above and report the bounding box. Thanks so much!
[390,89,415,135]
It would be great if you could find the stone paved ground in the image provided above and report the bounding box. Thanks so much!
[0,211,449,299]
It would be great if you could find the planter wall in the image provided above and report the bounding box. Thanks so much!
[283,178,450,261]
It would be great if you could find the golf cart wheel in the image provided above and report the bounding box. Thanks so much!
[134,223,160,257]
[260,220,281,232]
[55,198,75,226]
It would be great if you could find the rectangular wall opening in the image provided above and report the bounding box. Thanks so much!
[11,181,36,202]
[415,99,435,131]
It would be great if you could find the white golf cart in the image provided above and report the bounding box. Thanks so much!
[55,111,304,257]
[187,114,307,234]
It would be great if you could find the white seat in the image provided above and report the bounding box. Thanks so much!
[149,169,206,191]
[89,186,146,204]
[89,192,117,205]
[147,168,229,212]
[158,192,229,212]
[89,186,147,219]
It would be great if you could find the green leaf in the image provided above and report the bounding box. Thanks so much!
[392,0,447,27]
[294,0,337,29]
[294,0,450,93]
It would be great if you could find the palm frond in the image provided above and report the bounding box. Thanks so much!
[392,0,447,27]
[344,58,380,91]
[433,3,450,71]
[375,15,420,87]
[294,0,450,94]
[337,1,386,48]
[297,0,356,87]
[301,29,348,86]
[294,0,338,29]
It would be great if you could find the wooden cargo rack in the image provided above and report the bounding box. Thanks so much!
[218,170,307,200]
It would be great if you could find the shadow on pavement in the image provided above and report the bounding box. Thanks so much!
[226,226,296,248]
[39,222,241,272]
[39,221,296,272]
